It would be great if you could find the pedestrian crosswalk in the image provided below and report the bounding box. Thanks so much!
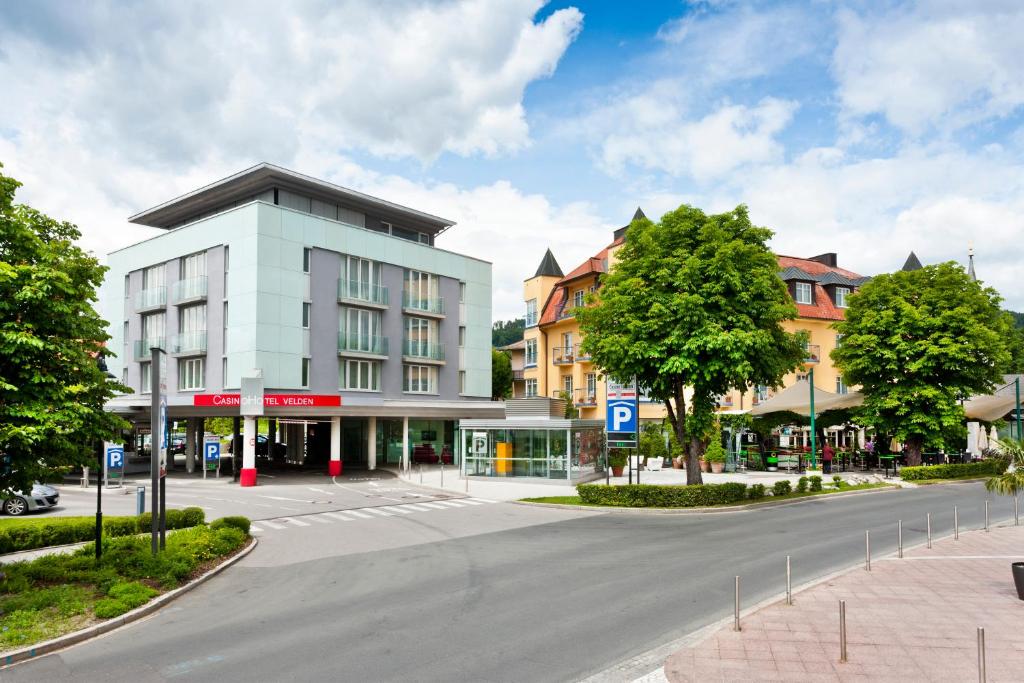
[248,497,499,534]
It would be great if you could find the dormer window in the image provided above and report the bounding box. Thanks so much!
[835,287,851,308]
[573,290,584,308]
[795,282,813,305]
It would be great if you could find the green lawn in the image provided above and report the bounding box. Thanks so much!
[521,482,891,508]
[0,519,250,653]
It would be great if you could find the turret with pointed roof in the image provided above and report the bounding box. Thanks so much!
[902,251,923,271]
[967,246,976,281]
[533,248,563,278]
[613,207,648,242]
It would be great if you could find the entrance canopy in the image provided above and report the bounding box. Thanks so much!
[963,394,1018,422]
[750,382,864,417]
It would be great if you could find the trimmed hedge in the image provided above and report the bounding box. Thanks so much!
[210,516,251,535]
[0,508,206,555]
[900,459,1008,481]
[747,484,767,500]
[576,483,749,508]
[773,480,792,496]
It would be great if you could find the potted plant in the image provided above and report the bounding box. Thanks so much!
[608,449,628,477]
[705,435,727,474]
[984,438,1024,600]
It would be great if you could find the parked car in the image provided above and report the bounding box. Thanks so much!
[2,483,60,516]
[170,436,186,456]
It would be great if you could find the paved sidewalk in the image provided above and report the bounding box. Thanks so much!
[664,524,1024,681]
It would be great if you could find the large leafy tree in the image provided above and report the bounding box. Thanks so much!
[832,262,1011,466]
[0,166,127,495]
[576,205,805,484]
[491,349,513,400]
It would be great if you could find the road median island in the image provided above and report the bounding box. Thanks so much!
[518,481,894,513]
[0,516,254,666]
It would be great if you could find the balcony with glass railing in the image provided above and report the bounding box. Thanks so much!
[170,276,208,305]
[402,340,445,362]
[402,292,445,317]
[134,287,167,313]
[804,344,821,365]
[338,332,389,357]
[574,344,592,362]
[170,331,207,356]
[552,346,575,365]
[575,388,598,407]
[338,279,389,308]
[133,337,167,361]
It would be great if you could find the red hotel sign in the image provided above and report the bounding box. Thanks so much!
[192,394,342,408]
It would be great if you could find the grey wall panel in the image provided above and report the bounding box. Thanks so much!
[310,249,341,395]
[380,263,405,398]
[206,245,226,390]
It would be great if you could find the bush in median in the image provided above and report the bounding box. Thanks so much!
[210,516,251,535]
[900,460,1008,481]
[0,509,207,555]
[576,483,748,507]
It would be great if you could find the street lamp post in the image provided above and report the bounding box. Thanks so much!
[1016,376,1021,440]
[809,367,817,470]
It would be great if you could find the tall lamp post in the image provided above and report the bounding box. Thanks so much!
[809,367,817,470]
[1016,376,1022,440]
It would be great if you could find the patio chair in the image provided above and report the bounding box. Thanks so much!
[647,457,663,471]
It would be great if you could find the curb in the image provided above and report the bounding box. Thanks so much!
[0,536,258,669]
[513,483,903,515]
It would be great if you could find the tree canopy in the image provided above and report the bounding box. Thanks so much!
[491,349,513,400]
[0,166,127,495]
[576,204,805,483]
[491,318,524,348]
[832,262,1011,465]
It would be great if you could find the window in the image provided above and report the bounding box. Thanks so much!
[586,373,597,398]
[459,282,466,303]
[796,373,808,382]
[341,307,383,352]
[563,375,573,395]
[124,274,130,297]
[835,333,844,348]
[179,304,206,334]
[340,255,382,301]
[142,264,165,290]
[836,375,848,395]
[140,362,151,393]
[525,299,538,327]
[223,245,229,296]
[340,359,380,391]
[404,316,437,354]
[392,224,421,242]
[178,358,205,390]
[180,251,207,280]
[142,312,166,345]
[403,365,437,393]
[301,358,311,388]
[302,302,311,328]
[525,378,538,397]
[123,320,129,343]
[222,357,228,388]
[122,368,128,385]
[302,248,312,273]
[835,287,851,308]
[458,326,466,347]
[459,370,466,394]
[755,384,770,402]
[404,270,438,309]
[525,338,537,366]
[223,302,229,350]
[562,332,573,357]
[573,290,584,308]
[795,282,813,305]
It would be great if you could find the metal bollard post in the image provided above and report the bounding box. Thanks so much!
[136,486,146,515]
[927,512,932,549]
[839,600,848,663]
[786,555,793,605]
[984,500,989,532]
[440,463,444,489]
[419,464,423,484]
[865,530,871,571]
[898,520,903,559]
[733,576,741,631]
[954,505,959,540]
[977,627,986,682]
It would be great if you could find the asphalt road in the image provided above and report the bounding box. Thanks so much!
[4,482,1018,682]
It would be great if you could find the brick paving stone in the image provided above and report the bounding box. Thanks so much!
[663,525,1024,682]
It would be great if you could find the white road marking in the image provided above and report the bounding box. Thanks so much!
[380,506,413,514]
[306,515,331,524]
[306,487,330,494]
[458,499,484,506]
[330,476,404,502]
[363,508,394,517]
[400,504,431,511]
[322,512,355,522]
[260,520,287,530]
[249,524,263,533]
[344,510,373,519]
[280,517,310,527]
[261,495,315,503]
[415,502,448,510]
[433,501,465,508]
[469,497,498,504]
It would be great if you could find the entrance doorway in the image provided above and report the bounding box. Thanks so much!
[341,418,367,468]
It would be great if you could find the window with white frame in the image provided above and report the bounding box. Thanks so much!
[302,302,311,329]
[459,370,466,394]
[404,269,438,308]
[586,372,597,398]
[142,311,165,345]
[123,274,130,297]
[140,362,152,393]
[458,326,466,347]
[340,255,382,300]
[525,299,538,327]
[525,338,537,366]
[223,245,229,296]
[835,333,844,347]
[573,289,584,308]
[563,375,573,395]
[222,357,228,388]
[302,247,312,273]
[301,358,310,388]
[180,251,207,280]
[835,287,851,308]
[405,316,437,354]
[525,378,538,397]
[796,373,808,382]
[178,358,205,390]
[341,307,383,352]
[795,281,813,304]
[179,304,206,334]
[562,332,573,357]
[403,365,437,393]
[459,282,466,303]
[142,263,165,290]
[222,301,229,350]
[340,359,380,391]
[835,375,848,394]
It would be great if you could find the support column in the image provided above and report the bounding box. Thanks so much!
[329,416,342,476]
[196,418,205,474]
[367,417,377,471]
[241,416,257,486]
[232,417,241,481]
[185,418,196,474]
[401,415,410,473]
[268,419,277,461]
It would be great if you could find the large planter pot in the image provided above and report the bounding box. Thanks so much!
[710,461,724,474]
[611,466,624,477]
[1013,562,1024,601]
[699,459,710,473]
[672,458,683,469]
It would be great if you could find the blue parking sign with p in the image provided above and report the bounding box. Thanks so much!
[606,400,637,433]
[106,446,124,469]
[205,441,220,462]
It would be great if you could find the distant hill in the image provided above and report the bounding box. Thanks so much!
[492,318,524,348]
[1010,311,1024,328]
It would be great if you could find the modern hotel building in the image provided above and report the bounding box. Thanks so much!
[100,164,501,483]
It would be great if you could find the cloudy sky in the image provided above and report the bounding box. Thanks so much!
[2,0,1023,319]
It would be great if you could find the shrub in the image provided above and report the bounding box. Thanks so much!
[796,476,808,493]
[0,510,209,554]
[135,512,153,534]
[103,517,136,536]
[747,483,766,499]
[608,450,628,468]
[576,483,748,507]
[808,475,823,491]
[210,516,251,535]
[178,507,205,528]
[704,433,727,464]
[900,460,1008,481]
[773,480,792,496]
[833,475,845,488]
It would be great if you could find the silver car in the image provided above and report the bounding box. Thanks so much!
[2,483,60,516]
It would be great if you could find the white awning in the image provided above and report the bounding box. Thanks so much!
[750,382,864,417]
[963,394,1018,422]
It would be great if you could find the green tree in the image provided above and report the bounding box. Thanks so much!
[832,262,1011,466]
[492,318,525,348]
[576,205,805,484]
[491,349,513,400]
[0,166,127,495]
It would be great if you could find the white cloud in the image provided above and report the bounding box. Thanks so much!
[833,2,1024,133]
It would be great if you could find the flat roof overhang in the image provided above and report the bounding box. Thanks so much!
[128,163,455,235]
